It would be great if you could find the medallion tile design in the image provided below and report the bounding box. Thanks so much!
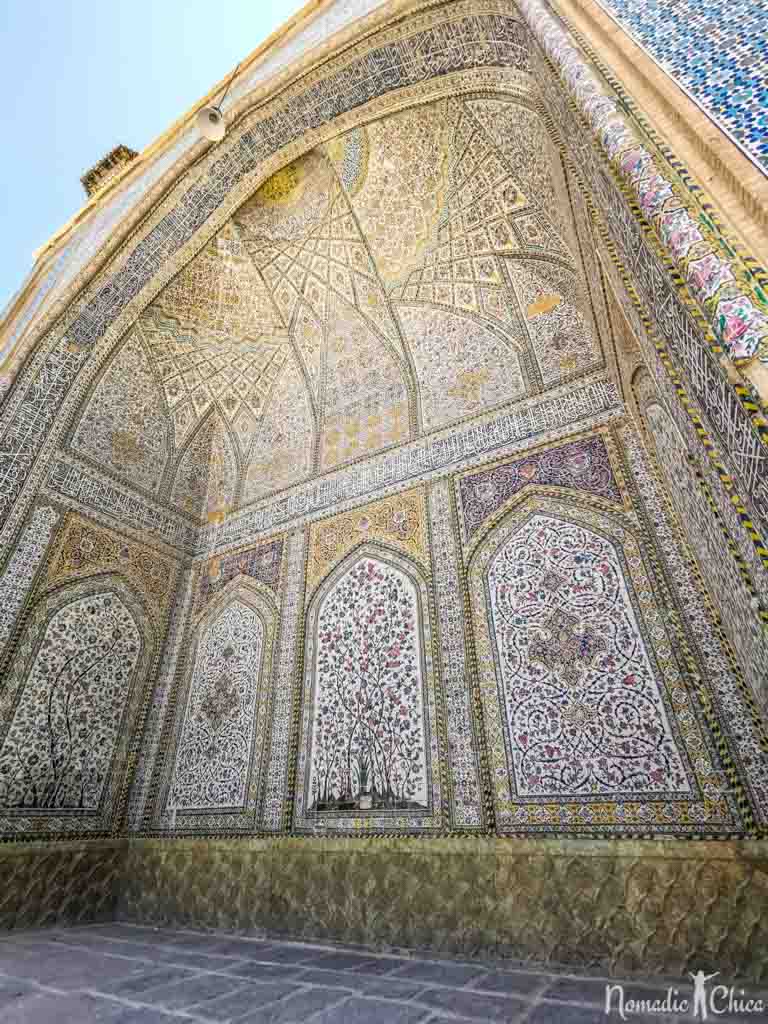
[487,515,690,799]
[161,580,278,834]
[470,496,744,835]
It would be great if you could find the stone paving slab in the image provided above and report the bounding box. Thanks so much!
[0,923,765,1022]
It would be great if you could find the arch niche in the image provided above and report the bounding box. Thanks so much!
[0,574,155,835]
[295,542,444,834]
[467,494,745,837]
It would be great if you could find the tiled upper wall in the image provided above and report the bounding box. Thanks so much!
[594,0,768,176]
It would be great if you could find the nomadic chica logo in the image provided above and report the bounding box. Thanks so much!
[605,971,765,1019]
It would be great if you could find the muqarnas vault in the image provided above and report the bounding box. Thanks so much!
[1,0,768,977]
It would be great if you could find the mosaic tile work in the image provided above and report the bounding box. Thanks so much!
[530,4,768,547]
[0,0,765,595]
[127,422,768,840]
[594,0,768,176]
[521,0,768,365]
[163,584,279,833]
[295,544,445,833]
[1,0,768,860]
[0,0,390,375]
[469,495,742,835]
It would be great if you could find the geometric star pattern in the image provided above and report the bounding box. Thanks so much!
[69,96,605,519]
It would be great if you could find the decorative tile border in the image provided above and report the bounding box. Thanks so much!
[519,0,768,365]
[527,9,768,562]
[261,529,306,832]
[428,480,485,829]
[0,506,59,659]
[593,0,768,177]
[46,456,198,554]
[127,567,196,831]
[199,377,622,553]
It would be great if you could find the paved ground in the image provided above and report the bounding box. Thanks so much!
[0,923,763,1023]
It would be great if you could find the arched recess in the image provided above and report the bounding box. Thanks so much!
[467,493,747,837]
[242,349,315,504]
[68,327,171,495]
[295,541,443,833]
[320,295,412,472]
[166,409,239,520]
[0,6,584,546]
[396,303,527,430]
[0,573,155,834]
[162,577,278,830]
[0,67,578,542]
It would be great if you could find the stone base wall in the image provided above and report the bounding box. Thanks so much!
[0,840,127,931]
[3,837,768,980]
[116,838,768,982]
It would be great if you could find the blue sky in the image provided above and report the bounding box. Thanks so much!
[0,0,305,312]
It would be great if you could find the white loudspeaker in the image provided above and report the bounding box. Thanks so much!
[196,105,226,142]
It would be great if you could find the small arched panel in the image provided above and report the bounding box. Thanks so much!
[295,543,444,833]
[0,576,154,835]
